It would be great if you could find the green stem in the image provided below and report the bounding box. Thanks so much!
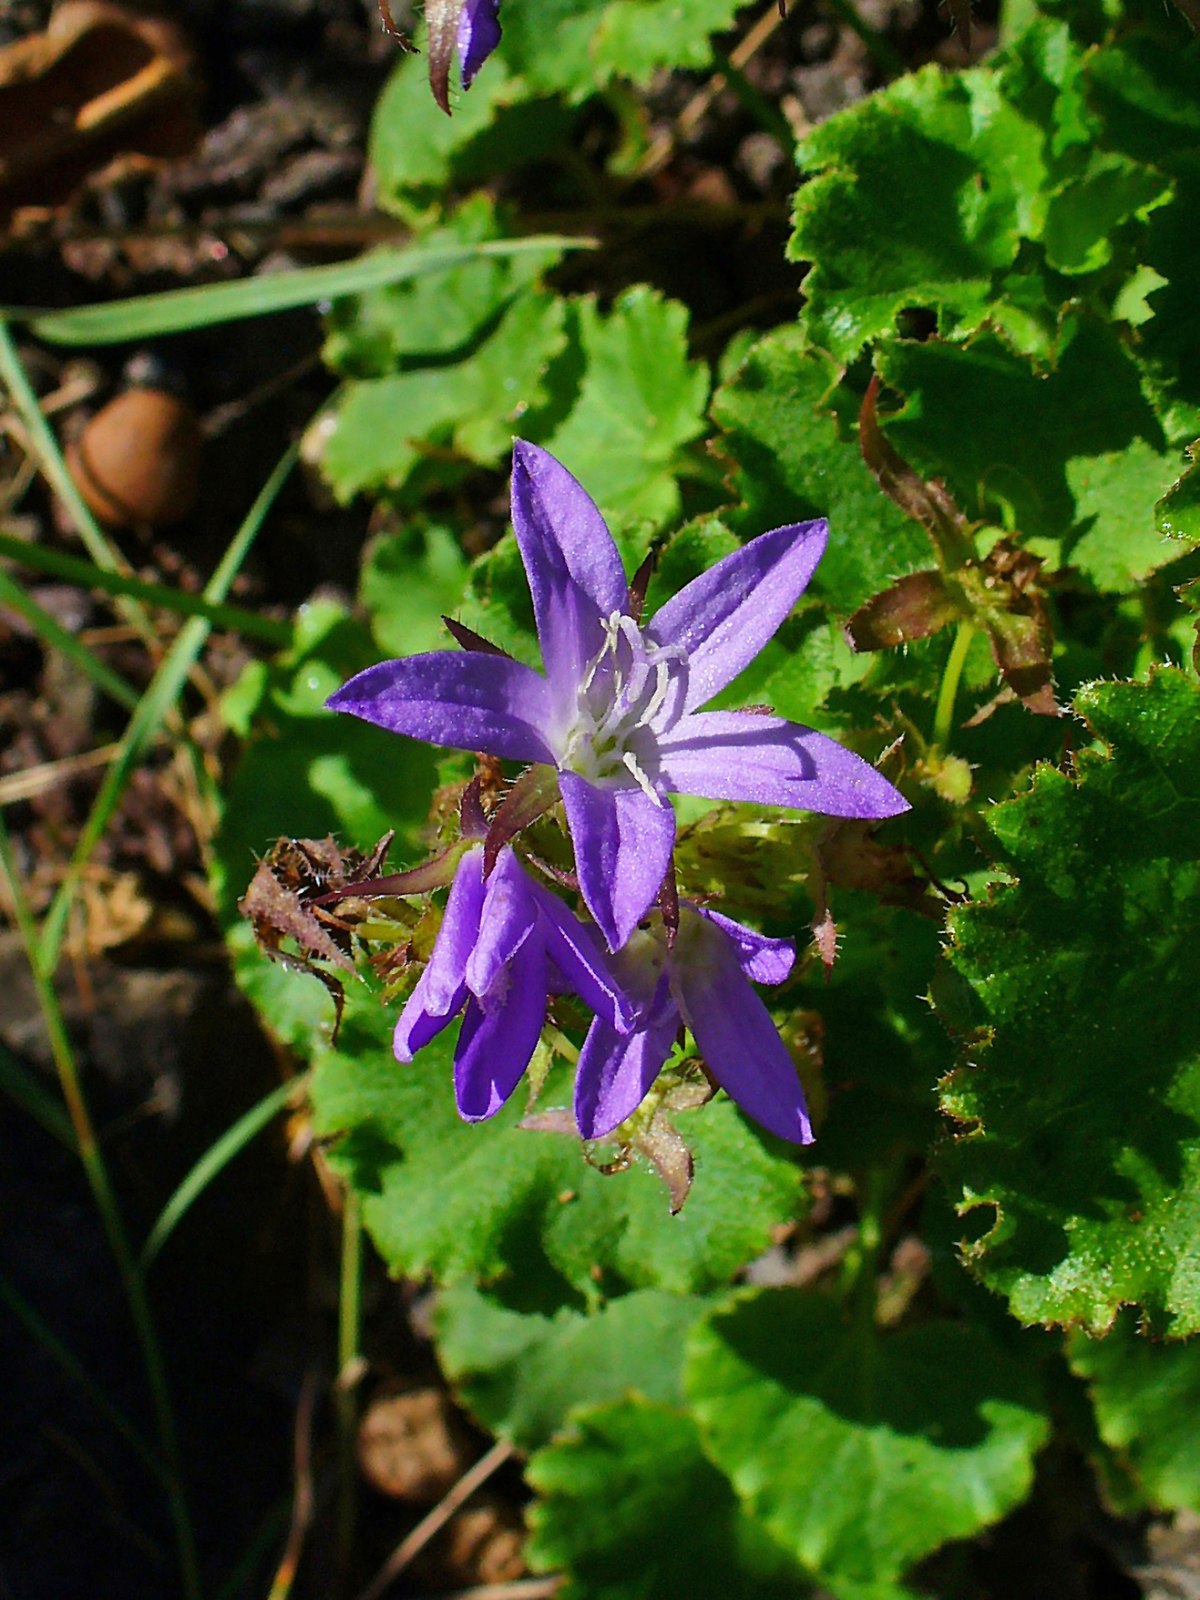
[0,814,201,1599]
[0,528,292,646]
[709,47,796,149]
[336,1191,364,1579]
[336,1190,364,1574]
[933,621,975,750]
[0,1036,76,1147]
[841,1164,888,1327]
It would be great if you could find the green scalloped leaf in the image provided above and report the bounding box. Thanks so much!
[502,0,743,101]
[321,289,569,504]
[1041,153,1171,275]
[710,328,930,616]
[436,1285,710,1448]
[542,288,710,529]
[313,998,801,1296]
[525,1399,807,1599]
[791,66,1047,361]
[879,316,1180,587]
[1139,180,1200,415]
[1085,24,1200,180]
[1069,1315,1200,1513]
[323,278,707,527]
[685,1289,1048,1589]
[370,53,574,207]
[938,668,1200,1337]
[321,197,561,377]
[1157,447,1200,544]
[360,520,469,659]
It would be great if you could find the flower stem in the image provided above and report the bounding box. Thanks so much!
[0,813,201,1599]
[933,621,975,750]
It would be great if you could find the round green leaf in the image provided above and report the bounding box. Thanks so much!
[526,1399,807,1599]
[1069,1315,1200,1513]
[711,328,930,616]
[436,1285,710,1448]
[685,1289,1048,1588]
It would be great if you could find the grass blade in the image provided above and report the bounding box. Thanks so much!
[0,1271,169,1484]
[0,528,292,647]
[0,564,141,711]
[14,236,593,345]
[36,441,299,978]
[0,322,147,588]
[141,1075,309,1270]
[0,1038,76,1147]
[0,811,201,1598]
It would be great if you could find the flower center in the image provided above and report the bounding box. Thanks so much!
[560,612,688,798]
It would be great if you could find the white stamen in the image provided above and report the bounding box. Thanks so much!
[622,749,661,804]
[558,612,690,789]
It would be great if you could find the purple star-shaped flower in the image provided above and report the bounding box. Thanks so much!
[328,442,908,951]
[575,904,812,1145]
[395,843,631,1121]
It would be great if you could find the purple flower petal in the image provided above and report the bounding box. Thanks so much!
[674,925,813,1145]
[457,0,501,87]
[422,849,485,1001]
[465,848,537,999]
[527,877,636,1030]
[559,771,676,952]
[645,520,827,711]
[327,653,555,766]
[697,907,795,985]
[392,847,486,1061]
[393,984,464,1061]
[453,944,548,1120]
[510,442,628,715]
[574,984,680,1139]
[656,711,909,819]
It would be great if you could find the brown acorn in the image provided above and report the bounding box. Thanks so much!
[66,386,203,529]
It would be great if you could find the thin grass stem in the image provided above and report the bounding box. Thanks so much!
[0,1037,76,1147]
[336,1189,364,1577]
[13,236,595,345]
[0,323,149,597]
[0,564,141,710]
[141,1075,309,1270]
[36,442,298,977]
[0,811,201,1599]
[0,529,292,646]
[0,1271,169,1484]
